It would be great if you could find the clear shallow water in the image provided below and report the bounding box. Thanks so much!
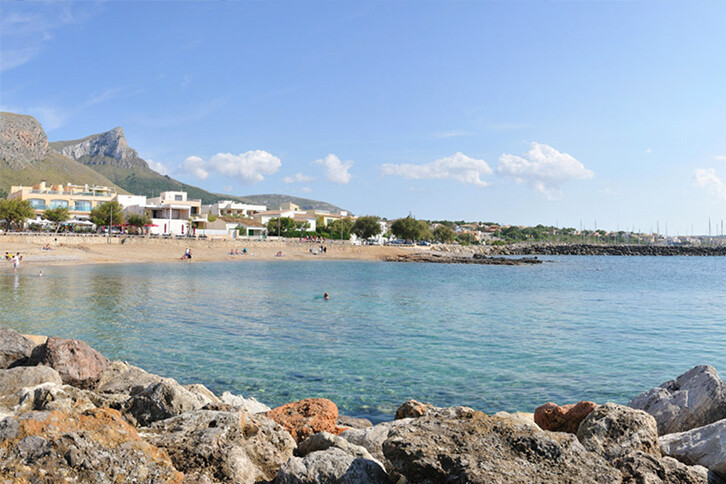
[1,257,725,423]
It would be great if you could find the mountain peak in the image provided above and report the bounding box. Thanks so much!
[55,127,139,162]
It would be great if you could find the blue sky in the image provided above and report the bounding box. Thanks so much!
[2,1,726,234]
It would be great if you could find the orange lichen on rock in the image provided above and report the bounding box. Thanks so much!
[267,398,339,443]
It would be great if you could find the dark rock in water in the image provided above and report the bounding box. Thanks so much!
[275,446,390,484]
[28,336,110,389]
[628,365,726,435]
[383,252,542,265]
[267,398,341,444]
[577,403,661,461]
[121,378,206,427]
[142,409,295,483]
[0,408,183,482]
[382,409,621,483]
[660,418,726,480]
[0,327,35,369]
[337,415,373,429]
[534,400,598,434]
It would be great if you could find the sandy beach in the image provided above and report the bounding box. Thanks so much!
[0,234,413,270]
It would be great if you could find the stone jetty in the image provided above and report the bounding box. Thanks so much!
[383,252,543,265]
[491,243,726,256]
[1,326,726,483]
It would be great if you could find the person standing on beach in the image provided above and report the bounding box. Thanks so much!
[13,253,20,273]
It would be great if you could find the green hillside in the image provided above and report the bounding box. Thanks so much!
[0,151,126,198]
[68,156,228,204]
[237,194,348,214]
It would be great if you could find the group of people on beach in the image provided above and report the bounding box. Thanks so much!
[227,248,248,255]
[309,245,327,255]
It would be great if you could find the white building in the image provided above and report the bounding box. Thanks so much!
[204,200,267,218]
[122,191,206,236]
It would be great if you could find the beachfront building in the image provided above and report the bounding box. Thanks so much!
[121,191,206,236]
[256,208,317,232]
[204,200,267,218]
[8,181,117,222]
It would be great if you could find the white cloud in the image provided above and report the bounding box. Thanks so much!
[182,150,281,184]
[147,159,169,176]
[497,142,593,199]
[284,172,314,184]
[646,148,653,154]
[299,187,313,193]
[183,156,208,180]
[381,152,493,187]
[314,154,353,184]
[714,155,726,161]
[208,150,281,184]
[694,168,726,200]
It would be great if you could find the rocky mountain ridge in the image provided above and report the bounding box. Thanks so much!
[50,127,146,170]
[0,112,50,168]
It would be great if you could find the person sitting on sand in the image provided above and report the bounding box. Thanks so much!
[242,248,247,254]
[275,250,283,257]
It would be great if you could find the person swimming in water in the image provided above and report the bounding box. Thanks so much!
[324,292,329,300]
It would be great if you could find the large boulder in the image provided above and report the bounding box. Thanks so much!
[660,418,726,479]
[337,415,373,429]
[95,360,164,395]
[297,431,380,462]
[382,410,622,483]
[535,401,598,434]
[184,383,221,407]
[267,398,341,443]
[0,327,35,369]
[15,382,97,414]
[142,409,295,483]
[220,390,271,414]
[612,452,719,484]
[0,366,63,415]
[0,408,183,482]
[121,378,206,427]
[339,420,409,471]
[577,403,661,461]
[275,446,390,484]
[394,399,435,419]
[628,365,726,435]
[28,336,110,389]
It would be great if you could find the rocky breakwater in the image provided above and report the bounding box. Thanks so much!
[492,243,726,256]
[2,325,726,483]
[383,251,543,265]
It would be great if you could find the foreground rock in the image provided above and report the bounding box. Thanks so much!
[660,418,726,479]
[276,446,390,484]
[121,378,207,426]
[0,327,35,369]
[28,336,110,389]
[220,390,271,414]
[276,431,390,483]
[340,420,409,472]
[267,398,341,443]
[628,365,726,435]
[143,409,295,483]
[577,403,661,460]
[613,452,716,483]
[0,366,63,414]
[95,360,164,395]
[0,408,183,482]
[535,401,598,434]
[382,409,621,483]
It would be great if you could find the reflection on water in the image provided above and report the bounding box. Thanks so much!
[1,257,726,422]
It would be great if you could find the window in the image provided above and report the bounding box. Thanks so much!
[74,200,92,212]
[28,199,46,210]
[175,194,183,201]
[49,200,69,209]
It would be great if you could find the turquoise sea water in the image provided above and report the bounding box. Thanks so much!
[1,257,725,423]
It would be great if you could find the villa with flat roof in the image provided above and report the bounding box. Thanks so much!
[9,181,117,221]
